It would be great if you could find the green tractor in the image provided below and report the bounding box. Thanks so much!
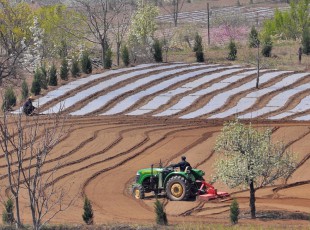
[132,163,229,201]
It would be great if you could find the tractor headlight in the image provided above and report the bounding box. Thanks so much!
[135,173,140,182]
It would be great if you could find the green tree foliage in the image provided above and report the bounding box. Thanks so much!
[249,26,260,48]
[2,197,14,225]
[261,36,273,57]
[104,47,113,69]
[82,196,93,225]
[60,58,69,80]
[153,39,163,62]
[230,198,239,225]
[214,119,297,219]
[35,4,78,59]
[262,0,310,40]
[193,33,204,62]
[0,1,33,80]
[2,87,16,111]
[302,27,310,54]
[31,68,42,96]
[21,79,29,100]
[49,63,58,86]
[227,40,237,61]
[71,57,80,78]
[154,199,168,226]
[40,64,48,89]
[128,2,159,45]
[121,45,130,67]
[81,51,92,74]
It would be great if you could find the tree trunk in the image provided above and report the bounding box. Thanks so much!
[15,196,22,228]
[249,180,256,219]
[101,42,106,67]
[117,42,120,66]
[256,43,260,89]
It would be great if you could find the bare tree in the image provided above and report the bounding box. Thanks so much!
[72,0,128,66]
[161,0,185,27]
[0,113,24,227]
[0,112,75,230]
[110,5,132,66]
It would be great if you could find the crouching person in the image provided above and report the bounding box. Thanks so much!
[23,96,36,116]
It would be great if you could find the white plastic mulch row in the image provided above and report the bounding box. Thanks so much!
[237,73,310,119]
[41,63,191,114]
[268,95,310,120]
[178,69,287,119]
[12,63,161,114]
[68,64,218,115]
[209,70,304,119]
[103,65,239,115]
[149,68,256,117]
[127,66,242,116]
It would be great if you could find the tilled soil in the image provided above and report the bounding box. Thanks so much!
[0,116,309,227]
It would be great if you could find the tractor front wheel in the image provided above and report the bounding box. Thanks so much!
[132,184,145,199]
[166,176,190,201]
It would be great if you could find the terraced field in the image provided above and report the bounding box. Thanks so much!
[5,63,310,226]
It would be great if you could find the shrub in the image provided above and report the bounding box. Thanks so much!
[104,48,113,69]
[154,199,168,226]
[261,36,273,57]
[249,26,260,48]
[81,51,92,74]
[121,45,130,66]
[82,196,93,225]
[193,33,204,62]
[60,58,69,81]
[230,198,239,225]
[49,63,58,86]
[21,79,29,100]
[40,65,48,90]
[31,68,42,96]
[228,40,237,60]
[302,27,310,55]
[71,58,80,78]
[2,87,16,111]
[2,197,14,225]
[153,39,163,62]
[31,79,41,96]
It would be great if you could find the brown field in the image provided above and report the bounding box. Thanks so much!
[0,1,309,229]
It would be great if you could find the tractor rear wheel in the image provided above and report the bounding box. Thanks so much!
[132,184,145,199]
[166,176,190,201]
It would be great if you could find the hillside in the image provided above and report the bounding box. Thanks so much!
[3,63,309,227]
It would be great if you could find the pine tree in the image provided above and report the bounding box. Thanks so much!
[154,199,168,226]
[153,39,163,62]
[228,40,237,60]
[49,63,58,86]
[81,51,92,74]
[21,79,29,100]
[2,87,16,111]
[60,58,69,81]
[71,57,80,78]
[261,36,273,57]
[40,65,48,90]
[31,68,42,96]
[302,28,310,55]
[249,26,260,48]
[2,197,14,225]
[104,48,113,69]
[193,33,204,62]
[230,198,239,224]
[121,45,130,66]
[82,196,94,225]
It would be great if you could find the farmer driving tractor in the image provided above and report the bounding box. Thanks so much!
[170,156,192,172]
